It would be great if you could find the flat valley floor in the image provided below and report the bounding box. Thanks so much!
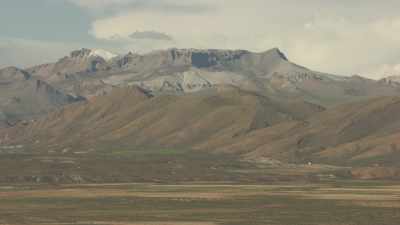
[0,181,400,225]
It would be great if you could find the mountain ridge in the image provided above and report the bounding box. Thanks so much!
[0,66,83,127]
[22,47,400,107]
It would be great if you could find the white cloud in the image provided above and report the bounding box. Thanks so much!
[371,64,400,78]
[64,0,216,14]
[89,0,278,49]
[65,0,133,10]
[85,1,400,78]
[371,18,400,42]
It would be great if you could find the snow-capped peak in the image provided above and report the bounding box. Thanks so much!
[89,49,118,61]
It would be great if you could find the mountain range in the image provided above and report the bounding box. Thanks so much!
[25,48,400,106]
[1,47,400,182]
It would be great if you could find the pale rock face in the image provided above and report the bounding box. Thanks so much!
[0,67,81,127]
[130,69,250,93]
[0,67,31,82]
[24,47,400,107]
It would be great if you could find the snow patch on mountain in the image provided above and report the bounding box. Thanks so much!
[89,49,117,61]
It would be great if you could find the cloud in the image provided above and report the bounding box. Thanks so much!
[89,1,268,46]
[64,0,133,10]
[85,1,400,77]
[371,18,400,42]
[64,0,214,15]
[129,31,173,41]
[370,64,400,78]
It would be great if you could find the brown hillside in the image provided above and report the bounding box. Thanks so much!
[219,96,400,167]
[0,86,323,153]
[2,87,400,171]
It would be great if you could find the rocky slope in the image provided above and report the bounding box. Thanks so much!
[208,96,400,171]
[0,85,323,152]
[27,48,400,107]
[2,85,400,172]
[0,67,81,127]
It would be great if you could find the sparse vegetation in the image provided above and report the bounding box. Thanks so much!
[0,182,400,225]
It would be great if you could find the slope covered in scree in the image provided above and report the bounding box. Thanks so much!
[0,66,81,127]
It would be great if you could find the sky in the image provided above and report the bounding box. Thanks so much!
[1,0,400,79]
